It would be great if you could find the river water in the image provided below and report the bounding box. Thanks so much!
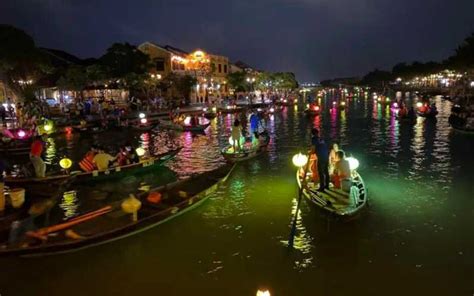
[0,93,473,296]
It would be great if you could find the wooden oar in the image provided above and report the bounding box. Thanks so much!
[27,206,112,238]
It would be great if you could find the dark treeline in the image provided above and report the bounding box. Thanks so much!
[360,32,474,86]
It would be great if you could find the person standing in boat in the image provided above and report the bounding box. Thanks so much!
[30,134,47,178]
[231,119,242,152]
[311,128,330,192]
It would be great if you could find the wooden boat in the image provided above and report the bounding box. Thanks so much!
[0,164,235,257]
[4,148,182,188]
[417,110,438,118]
[221,132,270,163]
[296,168,368,218]
[304,105,321,115]
[159,120,210,132]
[218,105,244,114]
[450,122,474,134]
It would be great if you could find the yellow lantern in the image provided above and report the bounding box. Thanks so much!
[59,158,73,169]
[135,147,145,157]
[121,194,142,221]
[292,153,308,168]
[346,157,360,170]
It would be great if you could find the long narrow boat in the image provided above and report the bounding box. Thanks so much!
[159,120,210,132]
[296,168,368,218]
[450,123,474,134]
[221,133,270,163]
[4,148,182,187]
[0,164,235,257]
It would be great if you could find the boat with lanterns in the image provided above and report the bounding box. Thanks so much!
[218,104,244,114]
[0,164,235,257]
[221,132,270,163]
[202,106,218,119]
[3,148,182,189]
[304,104,321,115]
[158,118,210,132]
[294,153,368,218]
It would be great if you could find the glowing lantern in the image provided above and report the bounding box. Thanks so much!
[340,101,346,106]
[17,130,26,138]
[292,153,308,168]
[59,158,73,169]
[44,122,53,132]
[257,290,271,296]
[135,147,145,157]
[393,102,399,108]
[140,118,147,124]
[377,97,381,102]
[183,116,191,125]
[121,194,142,222]
[226,105,232,110]
[346,157,359,171]
[269,107,275,113]
[65,126,73,134]
[229,136,245,146]
[416,102,423,108]
[139,113,146,119]
[306,104,310,108]
[283,99,288,103]
[212,106,217,112]
[203,107,208,112]
[257,108,262,112]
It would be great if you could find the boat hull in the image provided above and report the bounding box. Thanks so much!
[296,169,368,218]
[0,164,235,257]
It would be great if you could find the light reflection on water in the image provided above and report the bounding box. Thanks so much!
[2,94,473,296]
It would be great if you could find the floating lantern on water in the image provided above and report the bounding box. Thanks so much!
[256,290,271,296]
[269,107,275,113]
[65,126,73,134]
[292,153,308,168]
[340,101,346,106]
[140,118,147,124]
[135,147,145,157]
[212,106,217,112]
[416,102,423,108]
[203,107,208,112]
[17,130,26,139]
[139,113,146,119]
[346,157,359,171]
[59,158,73,169]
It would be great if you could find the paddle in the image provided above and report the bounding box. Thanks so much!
[288,153,310,249]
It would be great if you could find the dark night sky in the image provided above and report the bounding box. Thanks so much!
[1,0,473,81]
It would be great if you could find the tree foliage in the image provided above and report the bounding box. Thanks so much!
[99,42,152,78]
[0,24,52,101]
[227,71,248,92]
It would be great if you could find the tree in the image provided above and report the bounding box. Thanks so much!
[227,71,247,92]
[0,25,52,102]
[360,69,393,87]
[272,72,298,90]
[447,32,474,70]
[99,43,152,79]
[57,65,88,99]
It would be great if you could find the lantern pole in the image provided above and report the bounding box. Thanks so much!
[288,153,310,249]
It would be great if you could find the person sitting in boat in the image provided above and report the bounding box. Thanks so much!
[429,103,437,114]
[332,150,352,192]
[231,119,242,152]
[30,134,47,178]
[329,143,339,174]
[125,144,140,164]
[308,149,319,183]
[398,104,408,117]
[93,147,117,171]
[115,146,129,166]
[79,145,98,172]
